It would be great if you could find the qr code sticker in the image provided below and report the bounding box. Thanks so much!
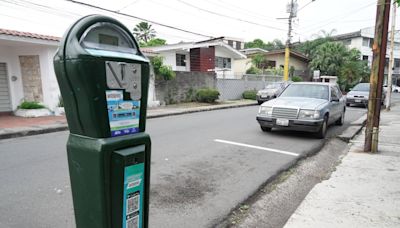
[127,192,140,215]
[126,214,139,228]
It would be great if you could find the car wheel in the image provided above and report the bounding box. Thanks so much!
[346,103,350,107]
[336,110,345,126]
[261,126,272,132]
[316,116,328,139]
[258,101,263,105]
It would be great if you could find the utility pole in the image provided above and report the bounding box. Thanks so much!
[283,0,297,81]
[386,0,397,111]
[364,0,391,153]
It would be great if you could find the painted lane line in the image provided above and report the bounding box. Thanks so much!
[214,139,299,157]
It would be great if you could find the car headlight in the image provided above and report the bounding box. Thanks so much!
[299,109,320,119]
[258,106,273,116]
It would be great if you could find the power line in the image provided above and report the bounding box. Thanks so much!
[176,0,287,32]
[65,0,212,38]
[300,1,376,32]
[297,0,316,12]
[204,0,287,25]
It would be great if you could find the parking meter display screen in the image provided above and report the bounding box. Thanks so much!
[80,22,137,55]
[106,90,140,137]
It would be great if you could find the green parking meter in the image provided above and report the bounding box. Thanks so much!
[53,15,151,228]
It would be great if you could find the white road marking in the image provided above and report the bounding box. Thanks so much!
[214,139,299,157]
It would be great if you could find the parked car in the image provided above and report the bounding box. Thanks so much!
[383,84,400,93]
[346,83,386,107]
[256,81,289,105]
[256,82,346,139]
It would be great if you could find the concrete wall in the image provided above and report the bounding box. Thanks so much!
[155,71,216,104]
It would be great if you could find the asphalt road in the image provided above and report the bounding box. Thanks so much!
[0,105,366,228]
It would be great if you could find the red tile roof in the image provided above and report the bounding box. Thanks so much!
[0,28,60,41]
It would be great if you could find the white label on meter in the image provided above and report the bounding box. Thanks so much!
[106,61,141,100]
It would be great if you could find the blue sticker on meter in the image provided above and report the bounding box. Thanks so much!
[106,90,140,137]
[123,163,144,228]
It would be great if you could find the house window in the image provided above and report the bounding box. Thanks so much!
[369,38,374,48]
[176,54,186,67]
[236,42,241,50]
[362,55,369,61]
[362,38,369,47]
[395,59,400,68]
[215,57,231,69]
[228,40,233,47]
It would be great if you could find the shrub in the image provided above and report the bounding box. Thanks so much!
[150,56,176,80]
[19,101,45,109]
[291,75,303,82]
[158,65,176,80]
[242,90,257,100]
[246,66,261,74]
[195,88,220,103]
[150,56,163,74]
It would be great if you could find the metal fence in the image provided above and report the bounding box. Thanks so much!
[217,74,284,100]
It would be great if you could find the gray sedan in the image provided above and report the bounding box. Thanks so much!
[346,83,385,107]
[256,82,346,139]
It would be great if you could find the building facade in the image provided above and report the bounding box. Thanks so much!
[333,27,400,85]
[144,37,247,79]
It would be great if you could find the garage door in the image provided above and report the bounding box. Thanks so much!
[0,63,12,112]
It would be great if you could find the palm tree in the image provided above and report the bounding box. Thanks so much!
[133,22,156,43]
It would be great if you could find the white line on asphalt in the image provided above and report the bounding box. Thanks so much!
[214,139,299,157]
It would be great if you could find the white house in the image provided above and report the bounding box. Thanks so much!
[142,37,247,79]
[332,27,400,84]
[0,28,160,115]
[0,28,60,114]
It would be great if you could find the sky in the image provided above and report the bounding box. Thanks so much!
[0,0,399,44]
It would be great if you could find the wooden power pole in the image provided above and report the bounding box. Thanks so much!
[364,0,391,152]
[283,0,296,81]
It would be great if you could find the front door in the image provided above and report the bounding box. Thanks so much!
[0,63,12,112]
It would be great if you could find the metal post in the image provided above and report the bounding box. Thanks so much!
[364,0,391,153]
[386,0,397,111]
[283,0,294,81]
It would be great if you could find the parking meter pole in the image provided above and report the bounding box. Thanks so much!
[54,15,151,228]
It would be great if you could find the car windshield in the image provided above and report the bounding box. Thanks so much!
[265,83,282,89]
[280,84,329,100]
[352,83,370,91]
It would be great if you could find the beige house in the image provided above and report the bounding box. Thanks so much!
[240,49,310,79]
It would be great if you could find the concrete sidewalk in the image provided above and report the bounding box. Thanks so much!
[284,105,400,227]
[0,99,256,139]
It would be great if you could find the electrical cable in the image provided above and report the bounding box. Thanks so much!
[65,0,212,38]
[176,0,287,32]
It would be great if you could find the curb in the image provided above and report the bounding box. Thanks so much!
[215,138,327,228]
[0,125,69,140]
[337,114,367,143]
[0,102,257,140]
[147,102,257,119]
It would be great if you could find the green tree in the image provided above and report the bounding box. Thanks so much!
[310,42,370,90]
[295,29,336,58]
[133,22,156,43]
[251,54,266,69]
[140,38,167,47]
[245,38,285,51]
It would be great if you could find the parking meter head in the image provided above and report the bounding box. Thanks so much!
[54,15,149,138]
